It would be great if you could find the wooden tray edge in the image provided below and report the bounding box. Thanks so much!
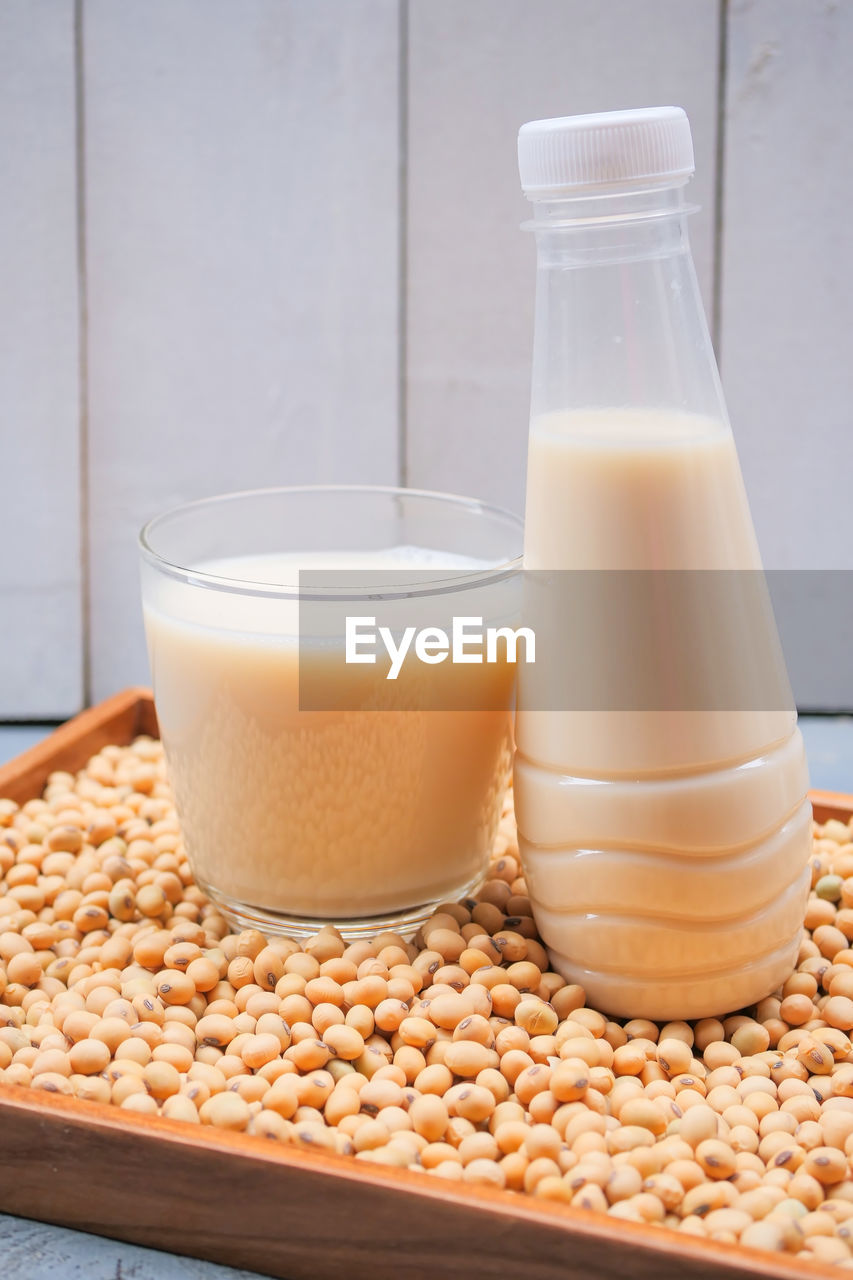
[809,789,853,824]
[0,687,157,806]
[0,1080,834,1280]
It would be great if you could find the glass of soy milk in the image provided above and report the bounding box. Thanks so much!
[139,486,522,938]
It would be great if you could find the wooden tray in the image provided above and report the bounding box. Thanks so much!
[0,688,847,1280]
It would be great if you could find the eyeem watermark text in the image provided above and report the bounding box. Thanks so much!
[346,615,536,680]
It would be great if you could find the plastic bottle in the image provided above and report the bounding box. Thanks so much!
[513,107,811,1020]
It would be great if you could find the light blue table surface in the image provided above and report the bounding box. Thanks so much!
[1,714,852,1278]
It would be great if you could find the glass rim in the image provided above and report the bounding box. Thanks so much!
[139,483,525,601]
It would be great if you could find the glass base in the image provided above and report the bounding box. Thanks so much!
[198,871,487,943]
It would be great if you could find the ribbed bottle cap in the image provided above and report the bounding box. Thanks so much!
[518,107,694,196]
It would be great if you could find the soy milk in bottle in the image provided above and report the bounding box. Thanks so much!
[513,108,811,1020]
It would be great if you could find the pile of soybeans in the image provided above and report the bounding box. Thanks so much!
[3,737,853,1267]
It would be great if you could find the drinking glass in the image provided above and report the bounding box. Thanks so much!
[139,485,523,938]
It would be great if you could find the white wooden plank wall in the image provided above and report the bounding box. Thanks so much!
[721,0,853,709]
[82,0,401,699]
[405,0,721,515]
[0,0,82,718]
[722,0,853,569]
[1,0,851,715]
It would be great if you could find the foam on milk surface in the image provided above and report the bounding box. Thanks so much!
[147,547,502,641]
[198,545,499,584]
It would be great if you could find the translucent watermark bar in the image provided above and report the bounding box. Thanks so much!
[297,570,852,713]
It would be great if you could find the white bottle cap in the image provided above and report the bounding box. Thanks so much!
[518,106,695,196]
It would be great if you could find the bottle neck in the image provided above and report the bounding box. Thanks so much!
[527,183,693,259]
[526,183,727,423]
